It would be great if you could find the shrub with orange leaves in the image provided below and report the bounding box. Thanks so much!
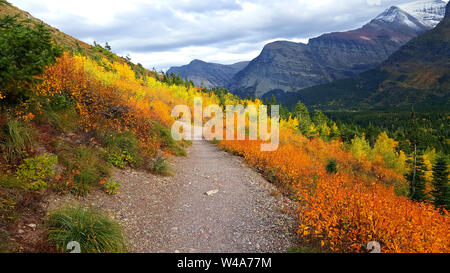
[219,128,449,253]
[296,172,449,253]
[36,53,192,157]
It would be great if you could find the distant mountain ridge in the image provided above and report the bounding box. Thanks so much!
[293,1,450,110]
[230,0,447,99]
[167,0,448,101]
[167,60,249,88]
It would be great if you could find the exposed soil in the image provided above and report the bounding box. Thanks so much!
[44,140,298,253]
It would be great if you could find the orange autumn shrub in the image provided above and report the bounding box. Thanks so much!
[219,128,449,253]
[297,172,449,253]
[36,53,187,156]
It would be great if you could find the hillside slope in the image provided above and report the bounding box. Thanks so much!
[229,0,447,99]
[295,1,450,110]
[0,1,97,55]
[0,0,153,69]
[167,60,249,88]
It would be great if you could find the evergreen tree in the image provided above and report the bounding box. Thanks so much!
[406,154,428,202]
[266,95,277,117]
[312,110,328,127]
[0,15,61,104]
[326,159,338,174]
[431,156,449,210]
[294,101,311,134]
[329,123,340,141]
[105,42,112,51]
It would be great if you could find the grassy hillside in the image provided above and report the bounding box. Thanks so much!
[0,0,160,82]
[0,1,94,56]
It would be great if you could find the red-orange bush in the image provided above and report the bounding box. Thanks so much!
[219,129,449,253]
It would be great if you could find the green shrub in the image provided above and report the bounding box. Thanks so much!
[152,122,186,156]
[393,180,410,197]
[0,119,35,163]
[326,159,338,174]
[72,170,97,196]
[0,174,25,190]
[46,205,126,253]
[104,179,121,195]
[151,157,174,177]
[48,94,73,111]
[106,151,135,169]
[103,132,143,168]
[211,138,220,145]
[16,153,57,191]
[56,143,110,196]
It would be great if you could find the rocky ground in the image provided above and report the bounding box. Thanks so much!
[45,140,298,253]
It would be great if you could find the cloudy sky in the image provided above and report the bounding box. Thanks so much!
[9,0,415,70]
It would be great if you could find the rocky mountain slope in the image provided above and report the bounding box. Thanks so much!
[167,60,249,88]
[398,0,448,28]
[230,1,447,99]
[294,1,450,110]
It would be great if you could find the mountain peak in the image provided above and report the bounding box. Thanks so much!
[190,59,207,65]
[398,0,448,28]
[168,60,249,88]
[374,5,426,31]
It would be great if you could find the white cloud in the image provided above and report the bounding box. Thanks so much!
[8,0,414,69]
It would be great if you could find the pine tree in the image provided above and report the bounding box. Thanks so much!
[431,156,449,210]
[0,15,61,104]
[406,154,428,202]
[326,159,338,174]
[294,101,311,134]
[105,42,112,51]
[312,110,328,127]
[329,123,340,141]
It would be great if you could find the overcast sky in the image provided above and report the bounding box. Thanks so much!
[9,0,415,70]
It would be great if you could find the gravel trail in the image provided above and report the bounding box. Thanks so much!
[46,140,298,253]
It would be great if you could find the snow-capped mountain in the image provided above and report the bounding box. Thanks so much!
[374,6,427,31]
[228,1,445,99]
[398,0,448,28]
[172,0,449,100]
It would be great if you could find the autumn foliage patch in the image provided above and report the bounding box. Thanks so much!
[220,129,449,253]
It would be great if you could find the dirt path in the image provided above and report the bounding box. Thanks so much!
[46,140,298,253]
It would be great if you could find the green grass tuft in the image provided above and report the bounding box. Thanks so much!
[0,119,35,163]
[151,157,174,177]
[0,174,25,190]
[46,205,127,253]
